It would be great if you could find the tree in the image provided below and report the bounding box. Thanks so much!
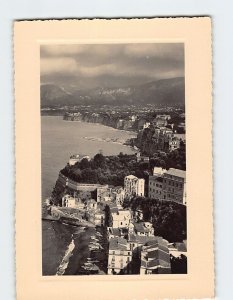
[79,158,90,170]
[104,205,113,227]
[94,153,106,168]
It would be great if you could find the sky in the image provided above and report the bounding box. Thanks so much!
[40,43,184,90]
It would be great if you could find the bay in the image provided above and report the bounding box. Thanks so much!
[41,116,137,275]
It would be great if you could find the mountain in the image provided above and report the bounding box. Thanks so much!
[41,77,184,107]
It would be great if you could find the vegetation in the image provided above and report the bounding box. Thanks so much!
[61,147,185,189]
[125,196,187,243]
[149,141,186,171]
[61,153,151,187]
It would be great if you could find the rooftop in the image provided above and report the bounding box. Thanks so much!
[165,168,186,178]
[125,175,138,180]
[109,237,128,251]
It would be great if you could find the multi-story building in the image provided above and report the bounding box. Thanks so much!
[107,237,132,275]
[140,237,171,274]
[96,186,125,205]
[111,209,132,229]
[162,168,186,204]
[62,195,76,208]
[94,209,105,226]
[148,168,186,205]
[124,175,145,197]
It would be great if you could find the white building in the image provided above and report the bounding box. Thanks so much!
[112,209,131,229]
[124,175,145,197]
[62,195,76,208]
[94,210,105,226]
[68,154,90,166]
[107,237,132,275]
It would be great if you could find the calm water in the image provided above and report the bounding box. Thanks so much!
[41,116,137,275]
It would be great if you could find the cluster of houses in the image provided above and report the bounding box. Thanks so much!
[60,167,187,275]
[106,202,187,275]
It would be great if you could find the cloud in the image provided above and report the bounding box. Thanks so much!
[40,43,184,89]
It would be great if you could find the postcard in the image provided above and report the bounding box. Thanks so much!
[15,18,214,299]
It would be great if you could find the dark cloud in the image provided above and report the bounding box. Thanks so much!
[40,43,184,89]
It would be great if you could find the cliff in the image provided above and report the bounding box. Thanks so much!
[63,112,137,131]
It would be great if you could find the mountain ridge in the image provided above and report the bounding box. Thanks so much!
[41,77,185,107]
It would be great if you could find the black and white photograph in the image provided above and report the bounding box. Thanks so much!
[41,43,187,276]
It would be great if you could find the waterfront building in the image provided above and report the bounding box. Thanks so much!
[148,168,186,205]
[68,154,90,166]
[107,237,132,275]
[124,175,145,197]
[140,237,171,274]
[62,195,76,208]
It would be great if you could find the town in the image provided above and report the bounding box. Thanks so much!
[43,108,187,276]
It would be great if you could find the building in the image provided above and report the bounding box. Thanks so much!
[124,175,145,197]
[162,168,186,204]
[152,116,168,127]
[140,237,171,274]
[68,154,90,166]
[107,237,132,274]
[148,168,186,205]
[168,136,180,151]
[111,209,132,229]
[156,114,171,120]
[136,152,150,163]
[86,199,98,210]
[112,187,125,206]
[168,241,187,258]
[133,222,154,237]
[148,174,163,199]
[94,209,105,226]
[62,195,76,208]
[97,186,125,205]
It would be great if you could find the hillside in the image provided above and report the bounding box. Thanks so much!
[41,77,185,107]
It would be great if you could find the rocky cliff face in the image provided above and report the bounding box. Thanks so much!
[64,112,137,131]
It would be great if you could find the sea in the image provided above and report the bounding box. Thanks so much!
[41,116,137,275]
